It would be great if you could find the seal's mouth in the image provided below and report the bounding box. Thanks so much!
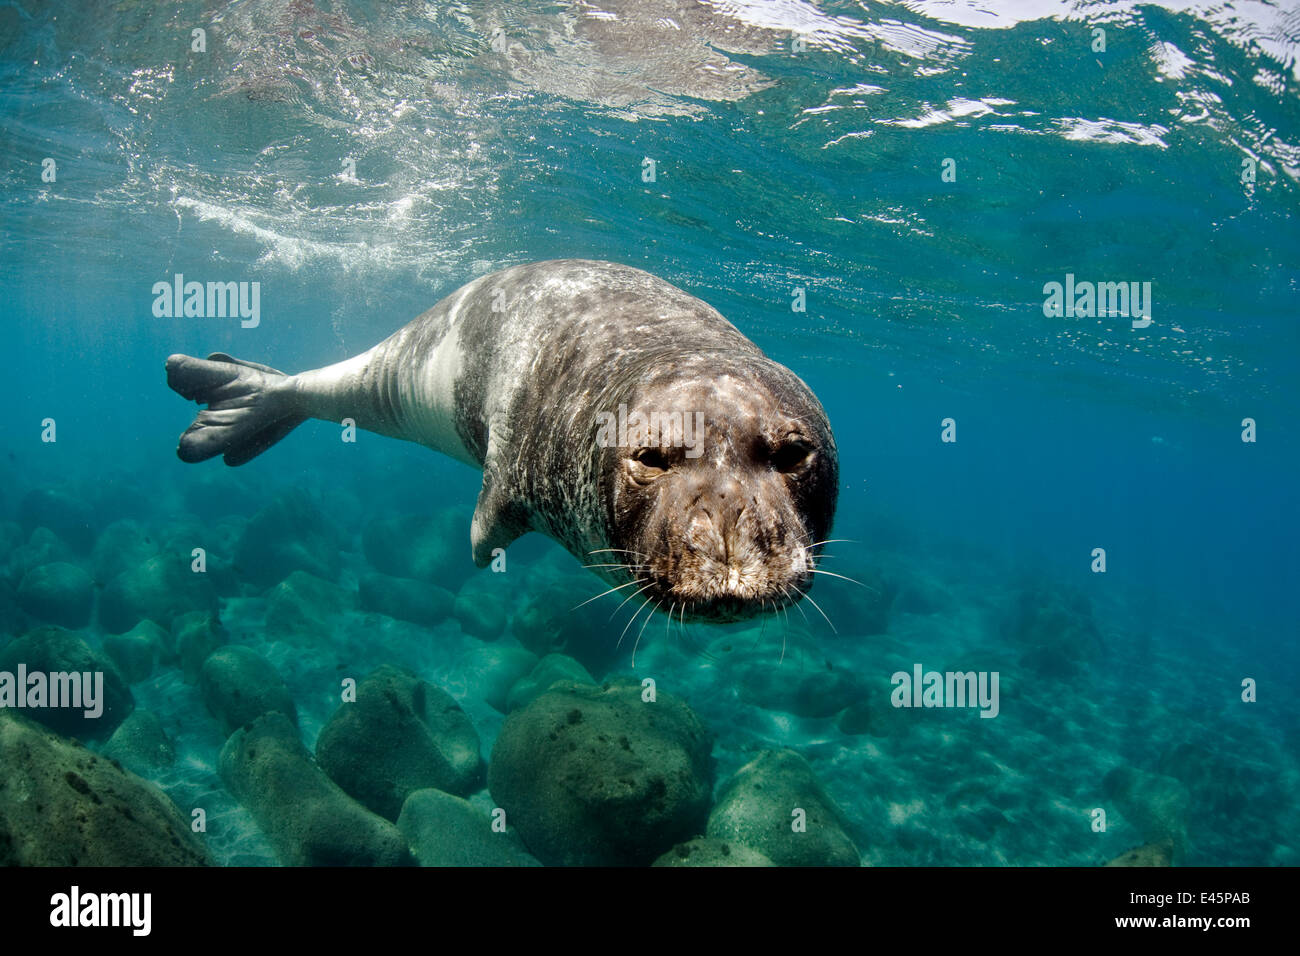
[659,589,802,625]
[634,543,816,624]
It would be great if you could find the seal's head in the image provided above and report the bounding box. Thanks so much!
[603,354,838,623]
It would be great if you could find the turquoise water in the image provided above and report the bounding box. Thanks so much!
[1,0,1297,866]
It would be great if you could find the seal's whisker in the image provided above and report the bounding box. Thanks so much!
[609,582,653,621]
[770,586,797,664]
[806,538,857,548]
[632,599,663,667]
[675,603,716,664]
[752,601,768,652]
[617,596,654,650]
[808,568,878,594]
[581,562,635,570]
[570,579,643,611]
[780,606,789,665]
[683,602,695,653]
[788,587,810,627]
[795,586,838,634]
[588,548,649,559]
[781,593,796,645]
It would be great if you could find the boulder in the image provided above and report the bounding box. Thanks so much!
[91,519,159,586]
[396,788,540,867]
[734,655,864,719]
[0,522,23,567]
[1003,582,1105,675]
[234,488,342,587]
[16,562,94,629]
[1103,766,1190,852]
[100,709,175,777]
[1104,841,1175,867]
[99,553,217,634]
[199,645,297,738]
[0,580,27,641]
[263,571,357,645]
[218,713,413,866]
[489,678,713,866]
[361,510,470,591]
[452,644,539,714]
[0,711,209,865]
[6,527,73,585]
[173,611,227,684]
[835,676,916,739]
[452,573,510,641]
[707,749,860,866]
[653,837,776,867]
[316,665,482,820]
[359,572,454,628]
[0,626,133,740]
[101,620,167,683]
[511,577,628,674]
[1157,741,1249,817]
[505,653,596,713]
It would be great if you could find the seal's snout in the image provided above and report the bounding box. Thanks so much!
[623,459,817,624]
[667,488,814,621]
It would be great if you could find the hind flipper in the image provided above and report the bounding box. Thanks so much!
[166,352,306,466]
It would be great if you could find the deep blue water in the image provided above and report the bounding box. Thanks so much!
[1,0,1297,867]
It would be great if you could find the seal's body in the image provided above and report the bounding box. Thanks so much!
[167,260,837,622]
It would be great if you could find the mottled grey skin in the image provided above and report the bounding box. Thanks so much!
[166,260,838,623]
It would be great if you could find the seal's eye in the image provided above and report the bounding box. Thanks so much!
[634,447,669,470]
[628,446,671,484]
[770,439,813,475]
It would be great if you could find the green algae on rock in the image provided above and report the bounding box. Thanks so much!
[101,619,168,684]
[451,644,539,714]
[219,712,413,867]
[359,572,454,628]
[653,836,776,867]
[396,788,540,867]
[263,570,357,645]
[100,553,217,634]
[505,652,596,713]
[315,665,483,820]
[199,645,298,738]
[707,749,860,867]
[489,677,713,866]
[0,626,133,740]
[0,712,209,865]
[16,562,94,629]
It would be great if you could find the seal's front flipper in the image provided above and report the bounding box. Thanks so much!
[166,352,306,466]
[470,468,530,566]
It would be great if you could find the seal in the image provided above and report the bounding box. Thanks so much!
[166,259,838,623]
